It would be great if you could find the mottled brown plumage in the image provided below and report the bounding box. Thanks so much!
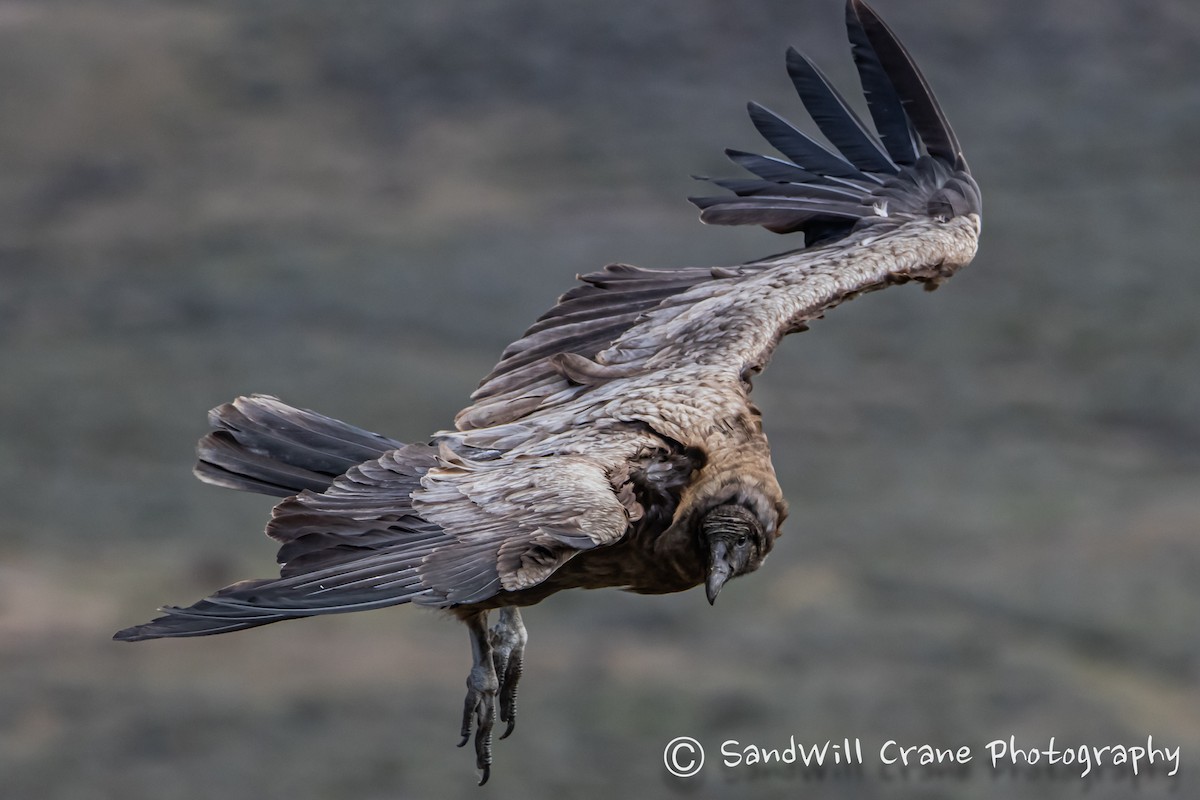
[115,1,982,784]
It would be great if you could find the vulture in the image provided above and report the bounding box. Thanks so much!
[116,0,982,785]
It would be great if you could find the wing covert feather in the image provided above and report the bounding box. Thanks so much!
[457,214,979,433]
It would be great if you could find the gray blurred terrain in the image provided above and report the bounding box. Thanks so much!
[2,0,1199,797]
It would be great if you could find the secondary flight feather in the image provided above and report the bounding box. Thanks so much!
[115,1,982,784]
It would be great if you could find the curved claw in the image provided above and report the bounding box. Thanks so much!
[497,650,523,739]
[459,612,498,781]
[458,690,473,748]
[459,671,496,776]
[490,607,527,741]
[474,707,494,781]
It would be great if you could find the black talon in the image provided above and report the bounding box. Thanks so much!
[474,715,493,777]
[489,607,527,742]
[458,691,474,747]
[497,649,522,739]
[459,612,498,780]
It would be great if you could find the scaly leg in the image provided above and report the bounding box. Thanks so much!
[489,606,527,739]
[457,610,498,785]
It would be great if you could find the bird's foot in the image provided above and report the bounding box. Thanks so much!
[458,657,498,784]
[458,612,498,785]
[489,607,527,740]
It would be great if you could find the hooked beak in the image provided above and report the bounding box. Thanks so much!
[706,540,731,605]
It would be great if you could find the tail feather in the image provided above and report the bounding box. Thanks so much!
[194,394,405,497]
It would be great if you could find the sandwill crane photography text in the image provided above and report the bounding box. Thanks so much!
[662,735,1181,780]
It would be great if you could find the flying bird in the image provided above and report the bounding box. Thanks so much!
[116,0,981,784]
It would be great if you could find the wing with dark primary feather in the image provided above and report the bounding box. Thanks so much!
[115,413,699,640]
[116,443,446,640]
[457,0,981,433]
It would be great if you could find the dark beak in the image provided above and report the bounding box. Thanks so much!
[706,541,731,605]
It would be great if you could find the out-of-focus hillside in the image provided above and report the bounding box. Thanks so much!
[2,1,1198,798]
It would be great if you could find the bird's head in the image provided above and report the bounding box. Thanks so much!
[699,503,775,604]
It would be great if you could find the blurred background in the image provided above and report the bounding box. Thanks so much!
[2,0,1198,797]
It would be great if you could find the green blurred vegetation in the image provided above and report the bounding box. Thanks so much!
[2,0,1198,797]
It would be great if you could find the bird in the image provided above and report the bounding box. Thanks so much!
[115,0,981,785]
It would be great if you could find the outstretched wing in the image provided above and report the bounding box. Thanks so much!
[457,0,981,433]
[115,422,699,640]
[115,443,447,639]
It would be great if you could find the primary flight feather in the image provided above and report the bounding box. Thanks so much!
[116,0,982,784]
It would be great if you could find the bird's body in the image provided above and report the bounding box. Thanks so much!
[116,1,983,784]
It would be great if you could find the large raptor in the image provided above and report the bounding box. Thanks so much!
[116,1,982,784]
